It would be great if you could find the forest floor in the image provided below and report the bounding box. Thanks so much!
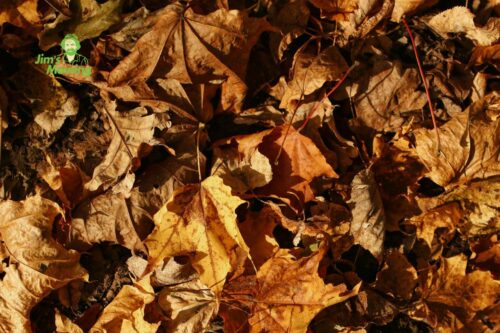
[0,0,499,332]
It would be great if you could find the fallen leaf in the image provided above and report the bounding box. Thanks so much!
[237,245,360,333]
[347,169,385,259]
[55,309,84,333]
[144,175,249,295]
[157,278,217,333]
[8,63,79,134]
[410,254,500,331]
[89,275,160,333]
[391,0,438,22]
[280,44,349,111]
[0,195,88,332]
[403,202,462,249]
[427,6,499,46]
[255,125,338,211]
[468,44,500,71]
[0,0,41,33]
[38,0,125,50]
[86,98,160,192]
[108,3,270,112]
[375,250,418,300]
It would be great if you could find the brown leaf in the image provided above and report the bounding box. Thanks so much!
[427,6,499,46]
[375,250,418,300]
[391,0,438,22]
[55,309,84,333]
[0,195,88,332]
[403,202,462,249]
[89,275,160,333]
[410,255,500,331]
[245,245,360,333]
[108,3,270,112]
[0,0,41,33]
[144,175,249,295]
[468,44,500,71]
[86,98,160,192]
[157,279,217,333]
[280,44,348,111]
[347,169,385,259]
[255,125,338,211]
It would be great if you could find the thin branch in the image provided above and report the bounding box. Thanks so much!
[402,17,441,155]
[297,62,357,132]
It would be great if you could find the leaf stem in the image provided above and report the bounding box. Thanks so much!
[402,17,441,154]
[297,62,357,132]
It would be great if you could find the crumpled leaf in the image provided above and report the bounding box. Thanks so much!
[410,254,500,331]
[9,63,79,134]
[86,98,160,192]
[391,0,438,22]
[55,309,84,333]
[157,278,217,333]
[89,275,160,333]
[427,6,499,46]
[280,44,348,111]
[375,250,418,300]
[347,169,385,259]
[228,244,360,333]
[468,44,500,71]
[0,195,88,333]
[346,60,413,132]
[108,3,270,112]
[404,202,462,249]
[0,0,41,33]
[38,0,125,50]
[416,178,499,237]
[211,131,273,193]
[144,175,249,295]
[254,125,338,211]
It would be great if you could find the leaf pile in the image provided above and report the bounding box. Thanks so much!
[0,0,499,332]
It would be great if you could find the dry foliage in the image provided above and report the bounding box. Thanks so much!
[0,0,499,332]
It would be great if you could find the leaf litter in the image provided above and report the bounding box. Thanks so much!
[0,0,498,332]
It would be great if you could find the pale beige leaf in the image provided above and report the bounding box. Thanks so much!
[428,6,499,46]
[347,169,385,258]
[391,0,438,22]
[158,279,217,333]
[280,45,348,111]
[86,98,159,192]
[0,195,87,332]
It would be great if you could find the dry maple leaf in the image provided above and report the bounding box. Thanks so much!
[144,175,249,295]
[55,309,84,333]
[403,202,462,250]
[391,0,438,22]
[280,44,348,112]
[409,254,500,331]
[0,195,88,332]
[254,125,338,211]
[225,244,361,333]
[157,278,217,333]
[375,250,418,300]
[347,169,385,259]
[108,2,270,112]
[427,6,499,46]
[0,0,41,34]
[211,125,337,211]
[86,98,161,192]
[89,275,160,333]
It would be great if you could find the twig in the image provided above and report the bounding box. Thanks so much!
[402,17,441,154]
[297,62,357,132]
